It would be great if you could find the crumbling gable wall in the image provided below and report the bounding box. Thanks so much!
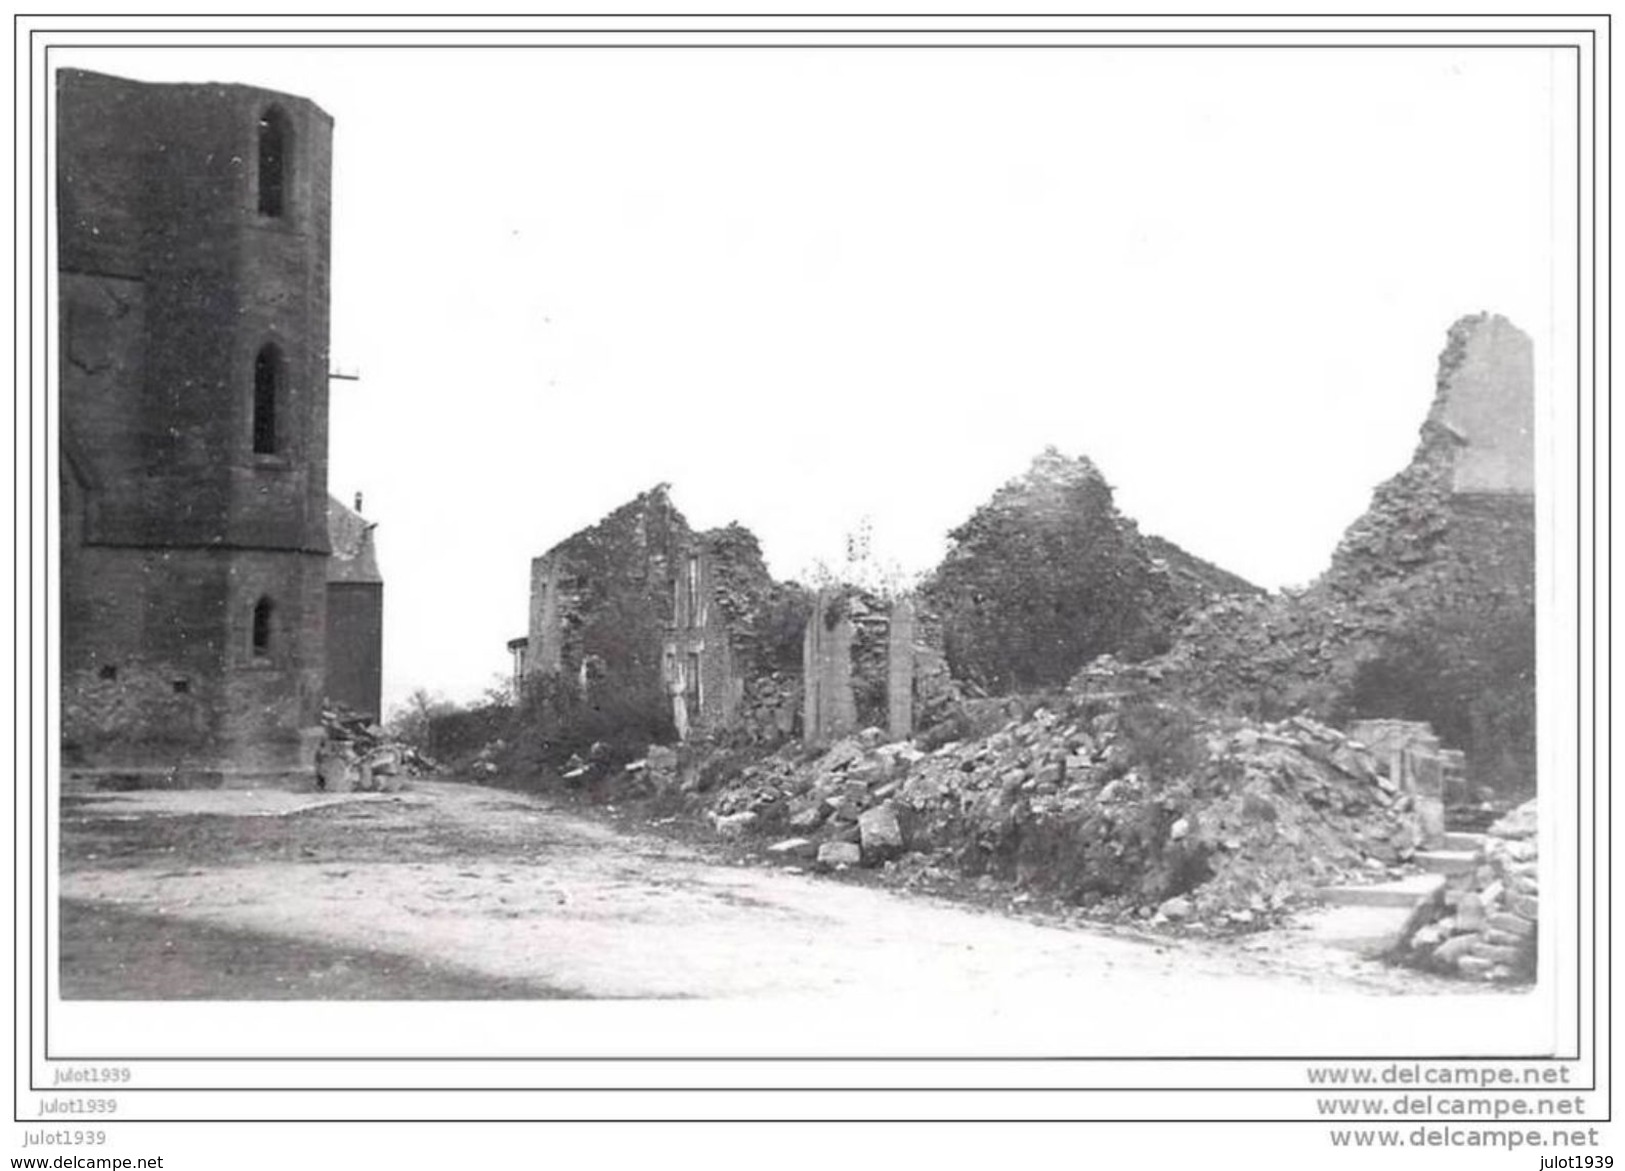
[921,449,1259,695]
[523,489,803,747]
[524,486,688,743]
[1139,314,1536,794]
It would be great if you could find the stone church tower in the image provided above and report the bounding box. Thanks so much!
[58,69,334,784]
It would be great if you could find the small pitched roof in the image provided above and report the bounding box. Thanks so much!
[327,496,382,584]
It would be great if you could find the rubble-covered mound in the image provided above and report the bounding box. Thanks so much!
[1389,799,1537,983]
[921,448,1258,695]
[696,676,1424,930]
[316,704,434,793]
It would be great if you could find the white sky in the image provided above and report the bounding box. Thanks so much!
[55,45,1568,713]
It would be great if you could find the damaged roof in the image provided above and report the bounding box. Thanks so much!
[327,496,382,584]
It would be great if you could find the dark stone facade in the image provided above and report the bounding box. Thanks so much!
[58,69,334,784]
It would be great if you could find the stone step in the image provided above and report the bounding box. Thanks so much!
[1320,872,1446,909]
[1444,831,1489,852]
[1414,848,1481,876]
[1295,904,1417,957]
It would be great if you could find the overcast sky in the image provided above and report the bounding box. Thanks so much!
[56,45,1570,713]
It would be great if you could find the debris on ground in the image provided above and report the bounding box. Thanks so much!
[688,679,1425,931]
[467,740,506,780]
[316,704,436,793]
[1387,798,1537,982]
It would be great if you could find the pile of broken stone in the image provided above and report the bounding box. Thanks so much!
[688,677,1430,931]
[315,705,434,793]
[1389,799,1537,982]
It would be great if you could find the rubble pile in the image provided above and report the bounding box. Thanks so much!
[698,681,1423,928]
[1390,799,1538,982]
[315,705,435,793]
[1142,594,1374,719]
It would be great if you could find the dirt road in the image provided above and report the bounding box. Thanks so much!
[58,779,1482,1008]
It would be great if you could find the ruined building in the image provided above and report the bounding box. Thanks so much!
[1324,314,1536,791]
[519,487,803,746]
[515,438,1268,752]
[1135,314,1536,793]
[58,69,344,784]
[921,448,1260,693]
[517,480,986,751]
[521,487,688,743]
[515,460,1244,753]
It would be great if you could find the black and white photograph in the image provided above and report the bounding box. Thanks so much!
[16,12,1606,1167]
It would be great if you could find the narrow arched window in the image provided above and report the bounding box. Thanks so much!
[258,107,289,217]
[253,343,280,454]
[251,597,274,657]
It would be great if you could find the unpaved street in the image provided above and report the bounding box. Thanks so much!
[61,779,1463,1002]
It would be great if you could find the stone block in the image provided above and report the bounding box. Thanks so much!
[713,810,758,837]
[816,841,861,869]
[1158,896,1192,921]
[1508,872,1540,896]
[788,801,828,831]
[1487,911,1535,938]
[1489,800,1537,839]
[900,771,947,808]
[858,802,904,862]
[1470,941,1526,965]
[830,796,863,823]
[1433,933,1478,966]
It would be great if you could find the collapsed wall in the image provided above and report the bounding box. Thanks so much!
[922,449,1259,695]
[1119,315,1536,795]
[524,486,690,744]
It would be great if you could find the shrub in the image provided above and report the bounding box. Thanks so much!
[513,672,675,770]
[1341,602,1535,796]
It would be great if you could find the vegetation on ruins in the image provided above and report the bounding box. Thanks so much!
[922,450,1193,693]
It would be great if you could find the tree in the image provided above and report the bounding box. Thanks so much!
[385,688,455,751]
